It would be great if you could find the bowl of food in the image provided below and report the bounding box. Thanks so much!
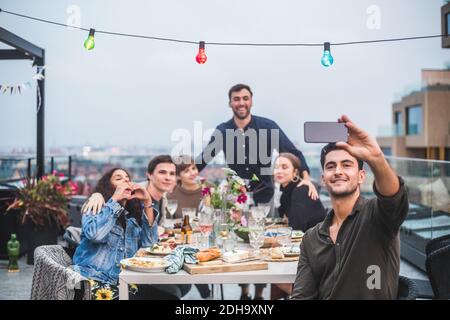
[262,227,292,247]
[146,243,174,256]
[233,226,249,243]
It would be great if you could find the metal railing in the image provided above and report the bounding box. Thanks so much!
[0,155,73,184]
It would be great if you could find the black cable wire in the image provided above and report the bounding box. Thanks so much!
[1,8,447,47]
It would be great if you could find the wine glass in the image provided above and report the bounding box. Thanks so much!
[166,200,178,227]
[258,203,271,218]
[198,211,214,247]
[250,206,265,222]
[249,227,265,257]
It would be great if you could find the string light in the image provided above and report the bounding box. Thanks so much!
[196,41,207,64]
[321,42,334,67]
[84,28,95,50]
[1,8,447,67]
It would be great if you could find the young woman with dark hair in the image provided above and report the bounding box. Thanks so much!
[73,168,156,300]
[274,153,326,232]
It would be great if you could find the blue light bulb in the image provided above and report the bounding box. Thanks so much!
[321,42,334,67]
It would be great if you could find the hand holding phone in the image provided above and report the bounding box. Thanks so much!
[304,121,348,143]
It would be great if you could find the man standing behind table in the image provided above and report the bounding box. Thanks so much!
[195,83,319,300]
[291,115,409,300]
[196,83,318,205]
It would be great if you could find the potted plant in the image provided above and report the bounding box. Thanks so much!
[7,172,78,264]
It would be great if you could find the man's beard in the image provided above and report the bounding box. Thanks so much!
[233,108,250,120]
[328,184,359,199]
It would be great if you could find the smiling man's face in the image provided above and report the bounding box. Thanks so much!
[229,88,253,120]
[321,149,365,198]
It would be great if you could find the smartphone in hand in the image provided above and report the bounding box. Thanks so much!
[304,121,348,143]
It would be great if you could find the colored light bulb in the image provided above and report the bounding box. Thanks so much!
[196,41,207,64]
[84,28,95,50]
[321,42,334,67]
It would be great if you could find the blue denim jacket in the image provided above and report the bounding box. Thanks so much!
[73,198,160,284]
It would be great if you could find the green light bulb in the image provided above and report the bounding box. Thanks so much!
[84,29,95,50]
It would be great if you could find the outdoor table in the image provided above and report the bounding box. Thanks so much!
[118,244,298,300]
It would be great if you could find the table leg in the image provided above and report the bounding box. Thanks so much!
[119,279,129,300]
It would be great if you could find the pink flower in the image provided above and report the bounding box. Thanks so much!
[239,186,247,193]
[237,193,247,204]
[58,173,64,178]
[69,181,79,195]
[201,187,211,196]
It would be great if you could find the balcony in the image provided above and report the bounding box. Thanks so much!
[1,153,449,273]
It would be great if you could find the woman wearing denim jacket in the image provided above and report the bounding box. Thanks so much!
[73,168,157,300]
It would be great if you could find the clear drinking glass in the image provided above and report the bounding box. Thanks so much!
[223,237,236,252]
[258,203,271,218]
[276,226,292,247]
[182,207,196,220]
[198,211,214,247]
[249,229,265,257]
[250,206,265,222]
[166,200,178,219]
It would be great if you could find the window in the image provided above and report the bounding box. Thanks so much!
[447,13,450,35]
[394,111,403,136]
[406,105,423,135]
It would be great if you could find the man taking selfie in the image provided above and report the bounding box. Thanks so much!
[291,115,409,300]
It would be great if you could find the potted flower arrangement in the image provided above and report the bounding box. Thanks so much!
[7,172,78,264]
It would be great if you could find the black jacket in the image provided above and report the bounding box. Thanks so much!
[279,183,326,232]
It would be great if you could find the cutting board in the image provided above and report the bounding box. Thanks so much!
[183,260,268,274]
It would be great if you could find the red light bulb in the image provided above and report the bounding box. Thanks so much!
[196,41,207,64]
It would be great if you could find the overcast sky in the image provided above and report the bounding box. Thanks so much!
[0,0,449,153]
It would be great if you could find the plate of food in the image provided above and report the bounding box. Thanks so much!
[263,247,300,262]
[145,243,174,256]
[291,230,304,240]
[281,246,300,257]
[120,257,171,273]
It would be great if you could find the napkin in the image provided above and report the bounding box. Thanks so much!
[165,246,199,274]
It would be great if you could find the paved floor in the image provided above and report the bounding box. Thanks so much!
[0,255,429,300]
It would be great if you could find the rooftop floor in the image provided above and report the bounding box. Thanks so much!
[0,255,429,300]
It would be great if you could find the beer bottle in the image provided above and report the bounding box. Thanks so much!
[181,214,193,244]
[7,234,20,272]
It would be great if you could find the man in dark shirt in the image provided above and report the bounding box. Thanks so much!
[196,83,318,204]
[291,115,409,300]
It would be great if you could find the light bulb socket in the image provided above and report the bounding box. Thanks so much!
[88,28,96,37]
[324,42,331,52]
[199,41,205,50]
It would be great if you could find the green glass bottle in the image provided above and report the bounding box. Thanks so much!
[7,234,20,272]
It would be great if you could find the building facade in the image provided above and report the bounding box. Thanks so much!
[377,69,450,161]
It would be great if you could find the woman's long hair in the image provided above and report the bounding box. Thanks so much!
[92,168,142,227]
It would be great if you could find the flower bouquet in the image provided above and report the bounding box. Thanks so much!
[199,168,259,242]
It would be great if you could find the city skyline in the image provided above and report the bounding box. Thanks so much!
[1,0,449,152]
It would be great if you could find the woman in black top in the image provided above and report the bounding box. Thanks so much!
[274,153,326,232]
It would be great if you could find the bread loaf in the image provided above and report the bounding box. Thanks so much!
[271,247,285,259]
[196,248,221,262]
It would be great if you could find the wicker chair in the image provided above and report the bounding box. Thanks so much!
[30,245,90,300]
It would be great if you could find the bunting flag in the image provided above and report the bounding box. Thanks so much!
[0,66,46,96]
